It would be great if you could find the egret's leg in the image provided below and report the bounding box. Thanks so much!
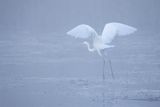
[102,57,106,81]
[102,50,106,81]
[108,56,115,79]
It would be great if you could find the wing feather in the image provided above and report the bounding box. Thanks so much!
[102,22,137,43]
[67,24,97,39]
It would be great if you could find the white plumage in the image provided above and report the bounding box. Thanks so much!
[67,22,137,56]
[101,23,137,44]
[67,24,97,39]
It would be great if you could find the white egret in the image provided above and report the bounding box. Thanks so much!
[67,22,137,80]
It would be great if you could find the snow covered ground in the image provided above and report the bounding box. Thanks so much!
[0,31,160,107]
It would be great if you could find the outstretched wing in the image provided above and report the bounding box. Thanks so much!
[67,24,97,39]
[102,22,137,44]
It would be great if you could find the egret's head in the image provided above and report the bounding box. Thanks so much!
[82,41,95,52]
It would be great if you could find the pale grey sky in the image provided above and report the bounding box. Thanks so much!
[0,0,159,34]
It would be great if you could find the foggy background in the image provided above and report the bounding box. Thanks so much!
[0,0,160,107]
[0,0,160,34]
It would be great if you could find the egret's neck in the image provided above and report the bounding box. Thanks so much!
[83,41,95,52]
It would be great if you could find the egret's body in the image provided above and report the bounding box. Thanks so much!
[67,22,137,80]
[83,36,114,56]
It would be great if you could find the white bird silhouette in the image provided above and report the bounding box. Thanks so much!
[67,22,137,80]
